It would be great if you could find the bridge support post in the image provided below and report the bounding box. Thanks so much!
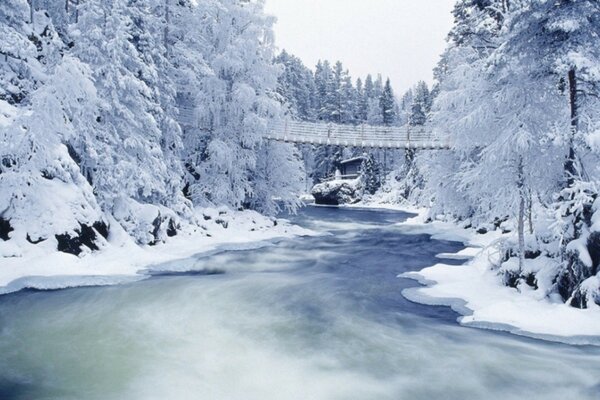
[383,149,387,184]
[405,147,415,166]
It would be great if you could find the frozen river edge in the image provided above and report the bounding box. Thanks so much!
[0,208,317,296]
[3,202,600,345]
[348,203,600,346]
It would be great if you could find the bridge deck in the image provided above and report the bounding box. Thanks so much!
[175,100,447,150]
[265,120,448,149]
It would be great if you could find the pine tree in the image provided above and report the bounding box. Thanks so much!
[275,50,316,120]
[355,77,367,122]
[315,60,336,122]
[340,72,356,124]
[409,81,431,126]
[361,154,380,195]
[380,78,396,126]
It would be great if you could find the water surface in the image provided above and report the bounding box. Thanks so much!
[0,207,599,400]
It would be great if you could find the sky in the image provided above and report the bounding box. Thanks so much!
[264,0,456,95]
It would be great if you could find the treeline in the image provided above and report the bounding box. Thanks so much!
[0,0,303,250]
[276,50,399,125]
[276,50,434,127]
[406,0,600,308]
[276,50,435,184]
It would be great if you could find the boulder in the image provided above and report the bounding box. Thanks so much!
[55,221,110,256]
[311,179,363,206]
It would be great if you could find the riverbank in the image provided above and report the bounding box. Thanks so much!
[0,208,315,295]
[353,201,600,345]
[3,205,598,400]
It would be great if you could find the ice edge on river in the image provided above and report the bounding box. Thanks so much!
[0,209,318,296]
[386,205,600,346]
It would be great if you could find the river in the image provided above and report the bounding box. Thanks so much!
[0,206,599,399]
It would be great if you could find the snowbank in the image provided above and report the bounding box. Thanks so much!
[0,208,315,295]
[396,209,600,345]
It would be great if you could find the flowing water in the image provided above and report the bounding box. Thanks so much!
[0,207,599,400]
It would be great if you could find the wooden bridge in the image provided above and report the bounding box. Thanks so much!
[176,96,448,150]
[265,119,449,149]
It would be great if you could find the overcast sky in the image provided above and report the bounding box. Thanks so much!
[264,0,456,95]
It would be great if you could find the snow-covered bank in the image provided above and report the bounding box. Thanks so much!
[0,208,315,295]
[392,208,600,345]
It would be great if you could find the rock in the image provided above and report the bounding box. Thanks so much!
[311,179,363,206]
[215,218,228,229]
[167,219,178,237]
[93,221,109,240]
[26,234,46,244]
[587,232,600,276]
[149,215,179,245]
[0,217,13,241]
[55,222,108,256]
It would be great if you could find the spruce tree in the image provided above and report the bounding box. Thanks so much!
[409,81,431,126]
[380,78,396,126]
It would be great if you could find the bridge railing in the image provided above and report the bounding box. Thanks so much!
[265,118,449,149]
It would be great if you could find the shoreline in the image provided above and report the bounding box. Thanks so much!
[0,208,316,296]
[355,201,600,346]
[3,200,600,345]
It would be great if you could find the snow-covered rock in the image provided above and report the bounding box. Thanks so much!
[311,179,363,206]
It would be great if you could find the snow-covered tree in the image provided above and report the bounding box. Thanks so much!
[184,0,300,214]
[501,0,600,306]
[0,0,40,104]
[380,78,396,126]
[361,154,380,195]
[68,0,185,244]
[409,81,431,127]
[275,50,316,120]
[248,141,303,215]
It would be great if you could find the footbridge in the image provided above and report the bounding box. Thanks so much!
[265,119,449,150]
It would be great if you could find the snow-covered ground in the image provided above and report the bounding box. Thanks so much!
[0,208,315,295]
[353,201,600,345]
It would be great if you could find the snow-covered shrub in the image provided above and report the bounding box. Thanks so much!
[553,180,600,307]
[247,141,304,216]
[112,198,180,246]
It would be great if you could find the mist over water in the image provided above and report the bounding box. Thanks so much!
[0,207,599,400]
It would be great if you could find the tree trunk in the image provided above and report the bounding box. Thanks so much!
[565,68,579,188]
[528,190,534,235]
[28,0,34,27]
[383,149,387,183]
[164,0,170,57]
[517,157,526,271]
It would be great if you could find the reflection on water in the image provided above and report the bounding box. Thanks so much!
[0,206,599,400]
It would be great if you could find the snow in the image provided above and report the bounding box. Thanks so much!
[311,178,363,205]
[0,208,315,295]
[395,208,600,345]
[0,100,17,127]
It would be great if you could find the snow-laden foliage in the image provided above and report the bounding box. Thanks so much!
[0,0,302,253]
[382,0,600,308]
[185,0,285,210]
